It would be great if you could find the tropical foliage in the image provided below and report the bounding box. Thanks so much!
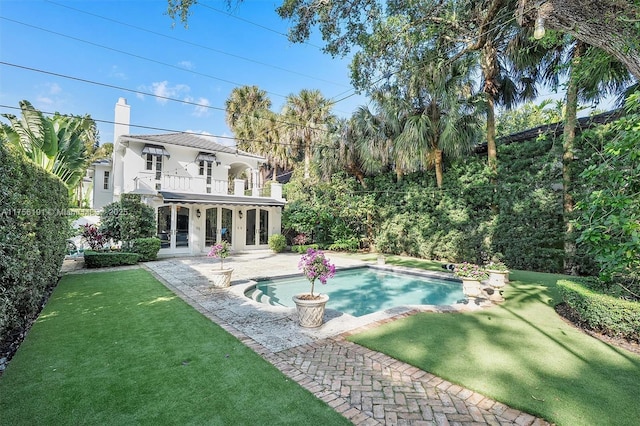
[0,100,97,189]
[575,93,640,295]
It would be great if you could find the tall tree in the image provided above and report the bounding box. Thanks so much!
[393,57,483,188]
[225,85,272,152]
[281,89,334,179]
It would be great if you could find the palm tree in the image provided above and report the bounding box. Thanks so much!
[281,89,334,179]
[251,109,292,182]
[393,57,484,188]
[225,85,271,152]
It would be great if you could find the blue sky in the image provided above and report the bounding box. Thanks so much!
[0,0,368,145]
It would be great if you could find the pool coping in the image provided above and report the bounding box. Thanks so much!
[231,263,491,342]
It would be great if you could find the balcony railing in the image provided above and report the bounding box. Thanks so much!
[134,171,229,195]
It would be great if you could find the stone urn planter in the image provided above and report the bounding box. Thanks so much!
[292,293,330,328]
[487,270,509,288]
[210,268,233,288]
[462,278,483,298]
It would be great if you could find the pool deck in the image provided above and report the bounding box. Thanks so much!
[63,251,549,425]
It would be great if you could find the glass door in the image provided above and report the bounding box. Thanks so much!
[221,208,233,244]
[175,206,189,247]
[246,208,256,246]
[259,209,269,244]
[157,205,172,248]
[205,207,218,247]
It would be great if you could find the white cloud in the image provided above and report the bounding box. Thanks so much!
[36,96,54,105]
[192,97,210,117]
[178,60,194,69]
[48,83,62,95]
[138,81,191,104]
[109,65,127,80]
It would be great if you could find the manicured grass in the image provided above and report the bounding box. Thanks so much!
[348,266,640,425]
[361,253,449,272]
[0,269,350,425]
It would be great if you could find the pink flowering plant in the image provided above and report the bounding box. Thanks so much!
[298,248,336,298]
[292,233,308,245]
[453,262,489,281]
[208,240,230,269]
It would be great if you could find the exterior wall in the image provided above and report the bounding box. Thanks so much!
[118,140,263,196]
[92,164,114,210]
[148,200,282,256]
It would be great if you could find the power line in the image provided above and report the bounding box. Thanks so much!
[0,103,339,151]
[0,16,290,99]
[44,0,348,89]
[197,2,325,50]
[0,61,339,135]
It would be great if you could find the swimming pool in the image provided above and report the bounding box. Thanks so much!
[247,267,464,317]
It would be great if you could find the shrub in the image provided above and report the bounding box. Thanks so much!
[0,141,69,356]
[328,237,359,252]
[100,194,155,248]
[84,251,140,268]
[268,234,287,253]
[558,279,640,342]
[291,244,319,254]
[129,238,161,261]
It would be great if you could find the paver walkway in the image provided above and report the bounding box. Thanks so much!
[71,252,549,425]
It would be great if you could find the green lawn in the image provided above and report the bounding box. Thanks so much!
[348,267,640,425]
[0,269,350,425]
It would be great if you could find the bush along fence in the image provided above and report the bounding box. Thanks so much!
[558,279,640,342]
[0,141,69,359]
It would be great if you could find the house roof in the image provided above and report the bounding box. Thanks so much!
[121,132,266,161]
[158,191,285,207]
[474,108,623,153]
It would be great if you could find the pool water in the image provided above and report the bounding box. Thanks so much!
[252,267,464,317]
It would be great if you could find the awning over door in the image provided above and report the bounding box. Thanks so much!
[158,191,285,207]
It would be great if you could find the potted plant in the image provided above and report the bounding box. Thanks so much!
[208,241,232,287]
[485,260,510,288]
[454,262,489,298]
[292,248,336,328]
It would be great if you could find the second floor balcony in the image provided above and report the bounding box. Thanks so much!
[133,171,275,198]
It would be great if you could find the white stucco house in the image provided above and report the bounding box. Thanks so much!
[90,98,285,256]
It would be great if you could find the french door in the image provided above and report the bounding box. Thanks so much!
[157,205,190,251]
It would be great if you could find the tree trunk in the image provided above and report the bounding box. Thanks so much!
[481,42,499,172]
[486,94,497,171]
[517,0,640,80]
[562,41,585,275]
[395,165,403,182]
[434,149,443,188]
[272,164,278,181]
[304,139,311,179]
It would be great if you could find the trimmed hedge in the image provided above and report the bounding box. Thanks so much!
[84,251,140,268]
[129,237,161,261]
[0,141,69,352]
[558,279,640,342]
